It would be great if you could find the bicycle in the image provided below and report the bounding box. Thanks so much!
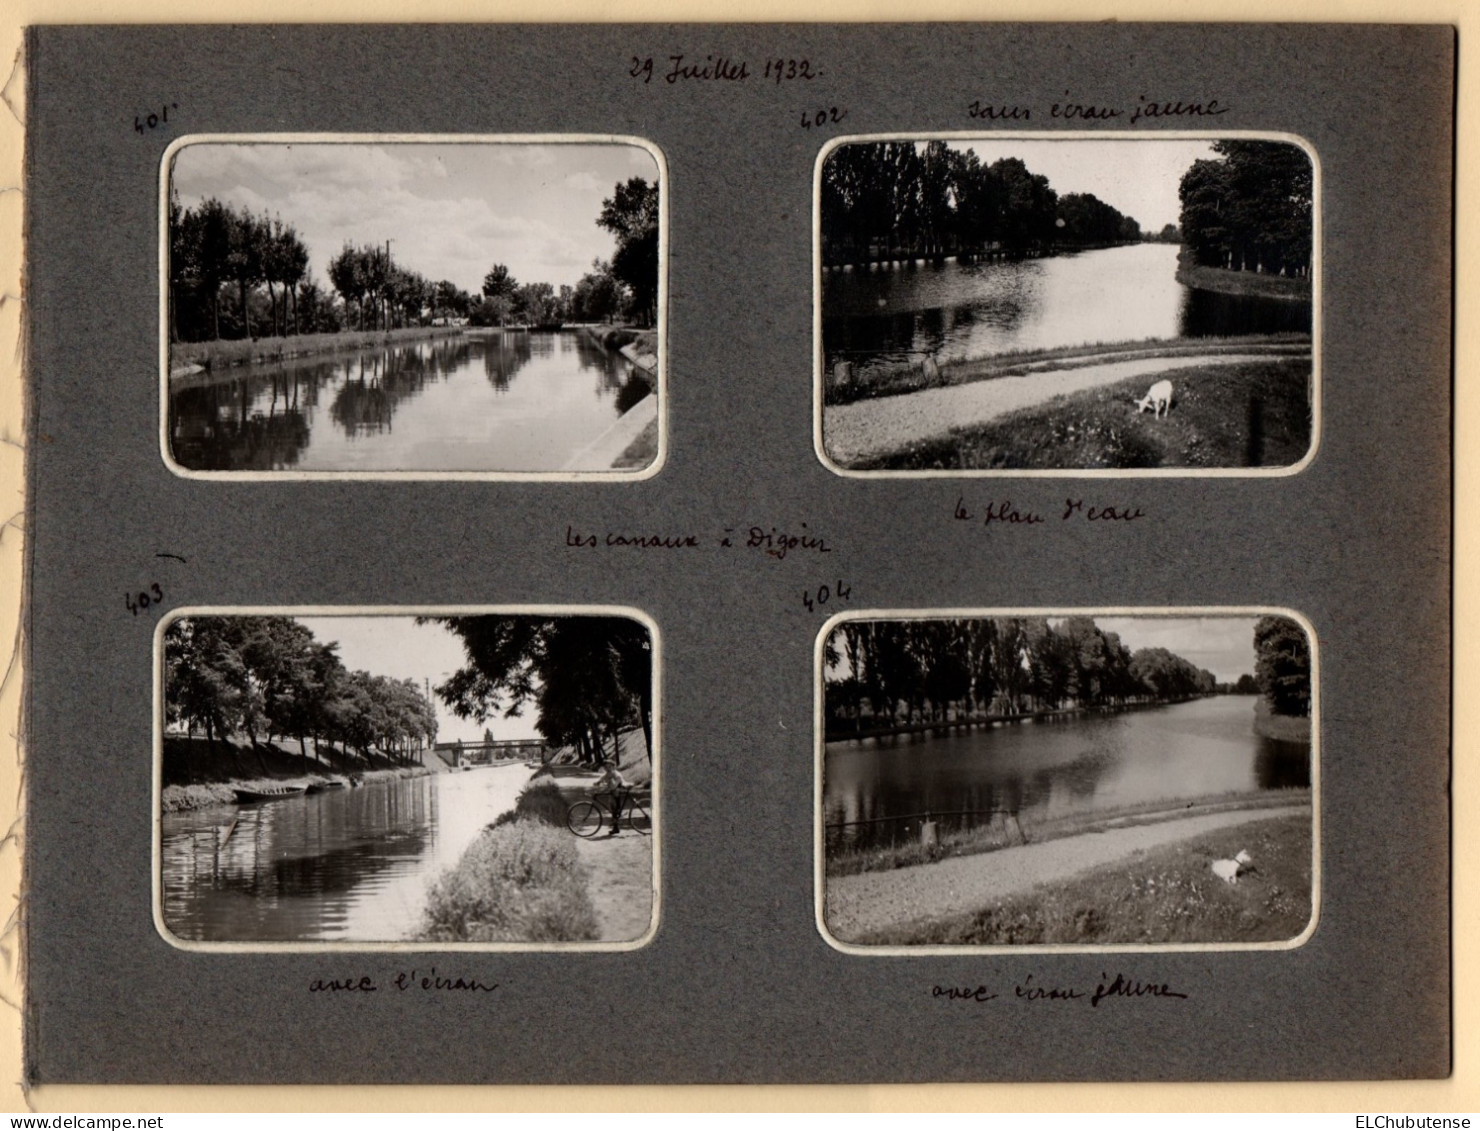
[566,789,650,837]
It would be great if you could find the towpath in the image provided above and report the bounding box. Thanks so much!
[823,353,1278,467]
[824,803,1308,942]
[572,834,656,942]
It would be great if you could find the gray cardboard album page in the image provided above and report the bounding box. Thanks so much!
[23,24,1452,1083]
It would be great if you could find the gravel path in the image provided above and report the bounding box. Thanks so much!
[823,353,1277,466]
[824,804,1308,941]
[572,832,655,942]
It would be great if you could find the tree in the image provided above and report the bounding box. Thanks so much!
[1254,616,1311,717]
[597,178,660,327]
[1179,142,1312,277]
[329,244,369,330]
[225,212,269,339]
[433,616,653,764]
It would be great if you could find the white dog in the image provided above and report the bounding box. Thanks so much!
[1135,379,1174,418]
[1211,849,1254,885]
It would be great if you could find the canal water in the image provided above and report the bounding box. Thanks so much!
[159,764,532,943]
[168,331,651,473]
[823,696,1310,853]
[820,242,1312,372]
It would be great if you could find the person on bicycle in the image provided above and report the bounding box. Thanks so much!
[593,759,631,837]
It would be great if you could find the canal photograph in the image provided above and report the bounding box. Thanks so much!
[817,136,1316,474]
[163,138,663,476]
[156,610,657,948]
[818,611,1315,949]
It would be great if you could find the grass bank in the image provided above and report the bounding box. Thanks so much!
[853,812,1312,946]
[171,325,465,375]
[1254,698,1313,742]
[159,735,433,813]
[1175,247,1312,302]
[422,818,598,943]
[825,333,1309,407]
[854,355,1313,471]
[826,790,1312,878]
[613,418,660,469]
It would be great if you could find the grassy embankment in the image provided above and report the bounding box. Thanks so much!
[160,735,431,813]
[1175,247,1312,302]
[825,333,1309,408]
[852,812,1313,946]
[854,354,1314,471]
[1254,698,1313,742]
[171,325,466,375]
[420,729,654,943]
[826,789,1312,878]
[422,780,599,943]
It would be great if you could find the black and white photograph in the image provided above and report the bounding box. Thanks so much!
[819,612,1316,949]
[163,138,664,476]
[817,136,1316,474]
[156,610,657,948]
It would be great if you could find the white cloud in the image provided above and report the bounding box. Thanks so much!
[169,142,631,291]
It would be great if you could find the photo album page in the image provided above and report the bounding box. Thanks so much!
[19,23,1453,1084]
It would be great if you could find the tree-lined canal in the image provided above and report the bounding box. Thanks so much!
[823,696,1310,853]
[159,764,531,943]
[168,332,650,473]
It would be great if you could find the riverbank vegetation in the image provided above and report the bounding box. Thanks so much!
[853,812,1312,946]
[823,333,1310,407]
[825,616,1217,740]
[164,616,438,769]
[1176,249,1311,301]
[172,324,465,375]
[160,742,428,814]
[422,818,598,943]
[821,140,1142,266]
[1179,140,1312,283]
[851,355,1313,471]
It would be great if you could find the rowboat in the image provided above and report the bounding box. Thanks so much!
[233,786,307,803]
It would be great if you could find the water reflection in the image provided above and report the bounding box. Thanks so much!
[823,696,1311,852]
[821,243,1312,371]
[169,331,648,472]
[160,765,533,943]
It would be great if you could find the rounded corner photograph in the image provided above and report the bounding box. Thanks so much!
[154,606,660,951]
[815,607,1318,953]
[160,135,665,480]
[814,133,1319,478]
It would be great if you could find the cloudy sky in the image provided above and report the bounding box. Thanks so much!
[942,138,1219,234]
[171,141,660,295]
[296,615,538,744]
[1094,615,1261,683]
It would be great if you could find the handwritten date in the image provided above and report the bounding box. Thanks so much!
[629,54,820,85]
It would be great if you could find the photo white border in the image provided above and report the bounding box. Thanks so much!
[813,604,1321,954]
[158,133,670,482]
[152,603,663,953]
[811,131,1323,479]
